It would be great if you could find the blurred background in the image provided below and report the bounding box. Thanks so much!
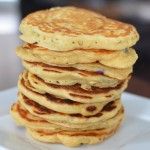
[0,0,150,97]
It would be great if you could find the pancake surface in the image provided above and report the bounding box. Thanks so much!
[19,94,123,126]
[22,61,123,88]
[18,73,123,116]
[11,101,124,131]
[27,122,121,147]
[20,7,139,51]
[16,43,138,69]
[24,71,128,103]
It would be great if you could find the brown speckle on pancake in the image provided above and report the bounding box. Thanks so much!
[102,101,116,112]
[22,95,105,118]
[86,106,96,112]
[78,73,88,77]
[105,95,112,98]
[63,99,76,104]
[33,74,124,95]
[37,130,59,136]
[69,93,92,99]
[26,61,114,77]
[16,102,47,123]
[34,81,38,85]
[23,43,38,49]
[45,93,79,105]
[21,77,80,105]
[43,69,61,73]
[23,95,55,115]
[36,128,111,137]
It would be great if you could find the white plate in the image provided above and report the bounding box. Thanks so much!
[0,87,150,150]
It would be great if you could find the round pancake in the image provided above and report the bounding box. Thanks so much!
[16,43,138,69]
[26,71,129,103]
[10,102,124,131]
[19,94,122,125]
[10,102,91,131]
[19,7,139,51]
[27,121,121,147]
[22,61,122,88]
[55,63,132,80]
[18,75,121,116]
[42,107,124,130]
[10,102,59,131]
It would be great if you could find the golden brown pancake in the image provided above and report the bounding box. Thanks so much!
[19,94,123,126]
[27,122,121,147]
[10,102,124,131]
[22,61,122,88]
[16,43,138,69]
[11,102,123,147]
[25,71,129,103]
[19,7,139,51]
[10,102,59,131]
[18,72,123,116]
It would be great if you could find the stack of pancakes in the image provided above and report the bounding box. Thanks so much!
[10,7,139,147]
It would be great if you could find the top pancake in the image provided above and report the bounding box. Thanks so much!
[19,6,139,51]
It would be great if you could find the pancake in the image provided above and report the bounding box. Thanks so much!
[18,73,122,116]
[55,63,132,80]
[41,106,124,130]
[16,43,138,69]
[27,121,121,147]
[10,102,124,131]
[22,61,122,88]
[11,102,123,147]
[19,7,139,51]
[10,102,59,131]
[26,71,129,103]
[19,94,122,125]
[11,102,90,131]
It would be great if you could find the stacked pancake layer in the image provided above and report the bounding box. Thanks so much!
[10,7,139,147]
